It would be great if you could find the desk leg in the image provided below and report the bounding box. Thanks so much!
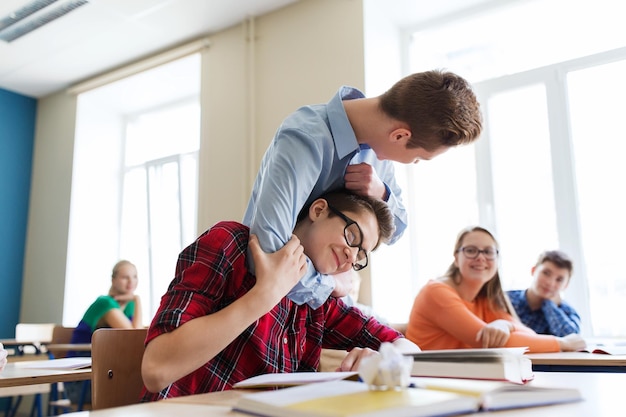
[6,395,22,417]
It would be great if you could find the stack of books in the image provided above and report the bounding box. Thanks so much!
[232,347,582,417]
[405,347,533,384]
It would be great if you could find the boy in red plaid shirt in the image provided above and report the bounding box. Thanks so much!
[141,191,419,400]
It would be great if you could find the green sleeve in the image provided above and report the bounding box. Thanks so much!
[82,296,120,331]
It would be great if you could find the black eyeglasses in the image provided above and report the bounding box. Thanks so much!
[457,246,499,260]
[327,205,368,271]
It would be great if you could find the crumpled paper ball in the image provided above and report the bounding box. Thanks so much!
[357,342,413,390]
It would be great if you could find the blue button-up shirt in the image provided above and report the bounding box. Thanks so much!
[507,289,581,336]
[243,86,407,308]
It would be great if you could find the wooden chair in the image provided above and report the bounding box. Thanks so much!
[47,325,78,415]
[90,328,148,410]
[47,325,76,359]
[2,323,56,417]
[14,323,56,355]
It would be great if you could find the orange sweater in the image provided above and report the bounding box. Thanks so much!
[406,280,560,353]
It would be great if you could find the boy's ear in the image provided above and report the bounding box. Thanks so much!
[308,198,329,221]
[389,127,411,144]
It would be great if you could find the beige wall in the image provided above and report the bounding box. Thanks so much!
[21,91,77,322]
[198,0,364,231]
[21,0,365,323]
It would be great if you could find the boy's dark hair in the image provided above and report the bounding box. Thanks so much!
[298,191,395,250]
[535,250,574,276]
[379,69,483,151]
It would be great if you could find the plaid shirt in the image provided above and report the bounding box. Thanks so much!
[507,290,581,337]
[141,221,402,401]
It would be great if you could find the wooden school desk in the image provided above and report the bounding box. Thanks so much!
[526,352,626,372]
[56,371,625,417]
[0,339,47,356]
[0,360,91,389]
[46,343,92,355]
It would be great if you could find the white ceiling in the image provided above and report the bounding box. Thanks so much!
[0,0,489,98]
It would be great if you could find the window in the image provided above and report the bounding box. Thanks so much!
[370,0,626,337]
[120,103,200,321]
[64,54,200,327]
[567,61,626,336]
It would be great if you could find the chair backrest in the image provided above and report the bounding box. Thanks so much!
[91,328,148,410]
[15,323,56,342]
[48,325,76,359]
[15,323,56,355]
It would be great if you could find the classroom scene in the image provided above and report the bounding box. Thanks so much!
[1,0,625,416]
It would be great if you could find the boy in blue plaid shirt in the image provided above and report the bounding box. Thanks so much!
[507,250,581,337]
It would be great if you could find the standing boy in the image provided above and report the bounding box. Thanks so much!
[244,70,483,308]
[508,250,581,336]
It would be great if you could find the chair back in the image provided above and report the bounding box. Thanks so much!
[15,323,56,354]
[15,323,56,342]
[48,325,76,359]
[91,328,148,410]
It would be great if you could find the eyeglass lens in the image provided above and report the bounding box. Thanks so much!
[461,246,498,259]
[344,223,367,270]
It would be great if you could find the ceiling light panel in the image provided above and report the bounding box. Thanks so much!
[0,0,89,42]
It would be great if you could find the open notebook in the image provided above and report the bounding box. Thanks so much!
[233,378,581,417]
[14,357,92,370]
[234,380,479,417]
[233,371,359,389]
[579,345,626,355]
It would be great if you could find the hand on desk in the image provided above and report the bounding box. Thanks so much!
[557,333,587,351]
[0,342,7,372]
[336,347,377,372]
[336,338,421,372]
[476,319,513,348]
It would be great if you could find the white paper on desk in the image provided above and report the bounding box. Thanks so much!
[233,371,359,388]
[15,357,92,370]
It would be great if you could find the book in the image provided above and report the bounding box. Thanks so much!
[233,371,360,389]
[233,380,479,417]
[233,377,582,417]
[411,376,582,411]
[405,347,533,384]
[579,345,626,355]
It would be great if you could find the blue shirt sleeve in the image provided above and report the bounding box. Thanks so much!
[243,126,335,308]
[541,299,581,337]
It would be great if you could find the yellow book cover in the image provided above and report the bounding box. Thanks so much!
[234,380,479,417]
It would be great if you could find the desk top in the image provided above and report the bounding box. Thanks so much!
[58,372,625,417]
[0,338,47,355]
[0,360,91,388]
[54,402,232,417]
[526,351,626,366]
[0,339,45,345]
[47,343,92,352]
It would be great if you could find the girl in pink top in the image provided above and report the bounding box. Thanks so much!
[406,226,585,353]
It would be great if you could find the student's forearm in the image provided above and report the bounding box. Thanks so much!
[391,337,421,353]
[142,288,272,392]
[543,302,581,336]
[132,296,143,328]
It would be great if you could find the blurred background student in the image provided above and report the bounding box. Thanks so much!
[66,259,143,404]
[405,226,585,353]
[507,250,580,336]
